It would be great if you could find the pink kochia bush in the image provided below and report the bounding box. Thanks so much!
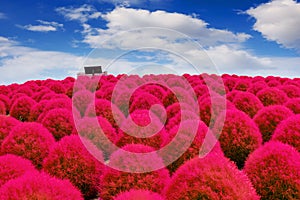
[253,105,293,142]
[0,101,5,115]
[256,87,288,106]
[244,141,300,199]
[1,122,55,168]
[0,172,83,200]
[272,115,300,152]
[161,120,223,173]
[10,96,36,121]
[113,189,165,200]
[41,108,75,140]
[43,135,104,199]
[213,109,262,168]
[0,154,37,187]
[232,92,263,118]
[76,116,118,160]
[0,115,20,146]
[72,89,94,116]
[100,144,170,200]
[164,154,259,200]
[117,109,167,149]
[285,98,300,114]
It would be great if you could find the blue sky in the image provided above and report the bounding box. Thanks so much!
[0,0,300,84]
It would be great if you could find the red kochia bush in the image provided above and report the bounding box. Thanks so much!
[10,96,36,121]
[0,154,37,187]
[232,92,263,118]
[279,84,300,98]
[164,154,259,200]
[256,87,288,106]
[0,115,20,146]
[0,101,5,115]
[85,99,125,129]
[117,109,167,149]
[72,89,94,116]
[213,109,262,168]
[272,115,300,152]
[244,141,300,199]
[43,135,104,199]
[253,105,293,142]
[113,189,165,200]
[1,122,55,168]
[41,108,75,140]
[0,172,83,200]
[161,120,223,173]
[100,144,170,200]
[0,94,10,113]
[285,98,300,114]
[248,81,268,95]
[76,116,118,160]
[129,92,163,113]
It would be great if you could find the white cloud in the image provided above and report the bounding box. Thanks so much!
[246,0,300,50]
[18,20,64,32]
[0,12,6,19]
[56,4,102,23]
[82,7,251,48]
[97,0,165,6]
[0,37,84,84]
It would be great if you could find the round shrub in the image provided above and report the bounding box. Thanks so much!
[13,85,33,97]
[279,84,300,98]
[72,89,94,116]
[0,172,83,200]
[129,92,163,113]
[43,135,104,199]
[213,109,262,168]
[0,154,37,187]
[232,92,263,118]
[0,94,10,113]
[117,109,167,149]
[37,98,72,122]
[165,110,199,131]
[0,101,5,115]
[76,116,118,160]
[140,84,166,100]
[28,100,49,122]
[164,154,259,200]
[267,80,281,87]
[285,98,300,114]
[0,115,20,146]
[247,81,268,95]
[85,99,125,129]
[253,105,293,142]
[244,141,300,199]
[272,115,300,151]
[198,96,235,127]
[161,120,223,173]
[45,81,66,94]
[1,122,55,168]
[10,96,36,121]
[31,87,52,102]
[256,87,288,106]
[234,79,250,91]
[41,108,75,140]
[113,189,165,200]
[100,144,170,200]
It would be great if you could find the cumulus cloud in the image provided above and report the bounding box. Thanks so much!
[246,0,300,50]
[97,0,169,6]
[56,4,102,23]
[82,7,251,48]
[0,37,84,84]
[17,20,64,32]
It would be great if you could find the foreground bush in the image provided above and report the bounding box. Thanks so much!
[213,109,262,168]
[10,96,36,121]
[0,154,37,187]
[232,92,263,118]
[164,154,259,200]
[0,172,83,200]
[1,122,55,168]
[244,141,300,199]
[113,189,165,200]
[100,144,170,200]
[272,115,300,152]
[253,105,293,142]
[43,135,104,199]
